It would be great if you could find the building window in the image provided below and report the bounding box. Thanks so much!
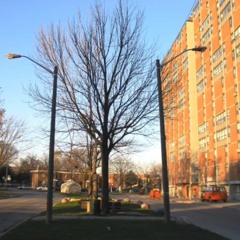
[202,27,212,44]
[213,60,226,77]
[237,122,240,133]
[199,137,209,148]
[193,2,200,16]
[215,128,228,141]
[211,45,224,63]
[199,122,208,133]
[178,99,185,109]
[232,26,240,41]
[201,14,212,32]
[175,33,181,45]
[169,152,175,161]
[219,31,223,42]
[173,62,178,71]
[234,67,237,77]
[215,111,227,125]
[234,44,240,58]
[196,65,205,78]
[172,72,178,84]
[182,58,188,69]
[235,84,238,93]
[178,87,185,98]
[219,0,226,6]
[179,148,187,159]
[229,17,233,27]
[223,93,226,105]
[178,135,186,145]
[169,101,175,119]
[197,79,205,92]
[220,2,231,21]
[169,141,176,148]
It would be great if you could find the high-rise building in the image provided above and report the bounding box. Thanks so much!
[162,0,240,200]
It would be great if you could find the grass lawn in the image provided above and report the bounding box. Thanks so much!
[0,189,20,198]
[51,200,155,216]
[0,219,228,240]
[0,195,229,240]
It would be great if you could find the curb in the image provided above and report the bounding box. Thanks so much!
[32,215,163,221]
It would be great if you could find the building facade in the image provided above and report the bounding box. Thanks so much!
[163,0,240,200]
[31,169,88,190]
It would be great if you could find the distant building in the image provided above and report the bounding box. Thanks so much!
[31,170,87,190]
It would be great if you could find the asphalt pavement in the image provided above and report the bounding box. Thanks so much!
[0,188,62,238]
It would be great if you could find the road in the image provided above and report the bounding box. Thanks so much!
[169,200,240,240]
[129,194,240,240]
[0,188,61,237]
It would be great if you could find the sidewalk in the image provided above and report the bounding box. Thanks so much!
[32,214,163,221]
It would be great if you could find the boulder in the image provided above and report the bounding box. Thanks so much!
[141,203,150,209]
[69,198,81,202]
[61,180,81,194]
[61,197,70,203]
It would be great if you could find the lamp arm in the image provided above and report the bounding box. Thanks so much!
[160,49,189,68]
[22,55,54,75]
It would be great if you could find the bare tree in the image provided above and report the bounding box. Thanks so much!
[56,129,101,199]
[110,156,135,189]
[30,0,158,214]
[124,170,138,188]
[0,112,26,168]
[17,154,45,171]
[60,145,101,199]
[148,162,162,189]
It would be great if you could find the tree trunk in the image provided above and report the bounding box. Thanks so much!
[101,139,109,215]
[88,174,93,197]
[92,144,98,200]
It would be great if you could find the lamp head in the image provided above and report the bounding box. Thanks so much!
[5,53,22,59]
[191,46,207,52]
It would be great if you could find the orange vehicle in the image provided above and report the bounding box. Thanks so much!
[201,185,227,202]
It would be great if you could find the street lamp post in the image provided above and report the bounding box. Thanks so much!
[156,46,207,224]
[6,53,58,224]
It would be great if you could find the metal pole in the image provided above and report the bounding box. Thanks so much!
[156,59,170,223]
[46,66,58,224]
[155,47,207,224]
[6,53,61,224]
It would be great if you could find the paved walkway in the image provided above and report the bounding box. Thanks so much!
[32,215,163,221]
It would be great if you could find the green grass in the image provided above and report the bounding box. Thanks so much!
[40,199,153,216]
[118,201,154,215]
[52,201,85,216]
[0,219,228,240]
[0,189,20,198]
[0,191,11,198]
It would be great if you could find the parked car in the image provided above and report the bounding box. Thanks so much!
[17,185,32,190]
[201,185,227,202]
[36,185,48,191]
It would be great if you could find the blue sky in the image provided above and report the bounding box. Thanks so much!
[0,0,197,162]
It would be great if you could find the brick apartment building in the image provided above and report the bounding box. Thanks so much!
[162,0,240,200]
